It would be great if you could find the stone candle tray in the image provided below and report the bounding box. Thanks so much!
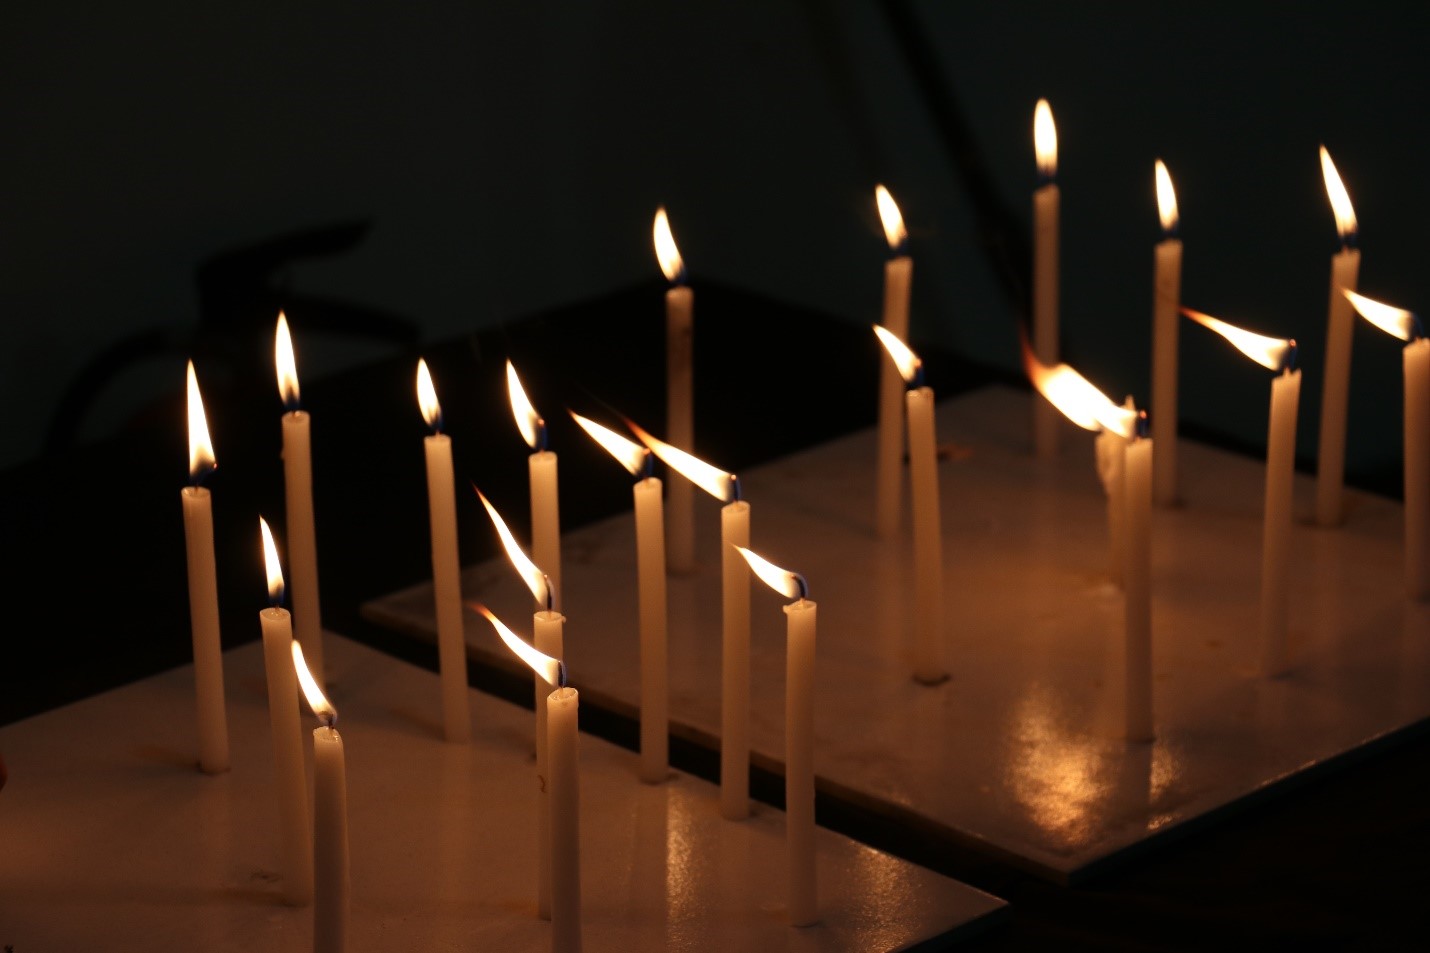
[365,384,1430,883]
[0,633,1005,951]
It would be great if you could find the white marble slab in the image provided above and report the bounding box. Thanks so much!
[0,634,1005,951]
[364,385,1430,882]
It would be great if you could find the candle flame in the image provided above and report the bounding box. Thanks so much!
[1034,99,1057,179]
[874,185,907,251]
[275,312,300,411]
[1319,146,1357,244]
[416,358,442,432]
[1344,290,1418,342]
[1154,159,1179,235]
[506,360,543,450]
[735,545,807,601]
[292,642,336,726]
[259,516,285,606]
[1181,308,1296,372]
[475,487,551,608]
[570,410,648,476]
[873,324,921,383]
[1021,341,1138,437]
[470,603,562,688]
[653,207,686,284]
[186,361,216,482]
[627,419,737,502]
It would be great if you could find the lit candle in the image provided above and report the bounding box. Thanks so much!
[1183,309,1301,675]
[1094,396,1136,586]
[1315,148,1362,527]
[416,359,472,744]
[473,606,582,953]
[873,325,946,684]
[1344,292,1429,600]
[570,412,669,784]
[507,360,562,605]
[181,361,229,774]
[654,208,696,574]
[275,313,325,683]
[473,487,563,916]
[293,643,348,953]
[1032,98,1061,459]
[1151,160,1183,506]
[629,420,750,791]
[258,517,314,905]
[1024,346,1152,737]
[874,185,912,538]
[737,546,817,927]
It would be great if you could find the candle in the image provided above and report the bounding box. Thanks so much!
[1183,309,1301,675]
[628,420,749,786]
[571,412,669,785]
[1315,148,1362,527]
[473,487,564,914]
[474,607,582,952]
[874,186,912,538]
[275,314,325,683]
[1095,396,1137,586]
[293,643,348,953]
[416,359,472,744]
[258,517,314,905]
[181,361,229,774]
[737,546,817,927]
[873,326,946,684]
[507,360,562,604]
[1123,431,1154,741]
[1344,292,1429,600]
[1032,98,1061,459]
[654,208,696,574]
[1022,348,1150,727]
[1151,160,1183,506]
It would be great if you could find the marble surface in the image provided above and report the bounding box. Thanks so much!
[0,634,1005,951]
[364,385,1430,882]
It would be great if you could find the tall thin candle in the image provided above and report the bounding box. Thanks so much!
[628,421,748,789]
[293,643,348,953]
[738,547,817,927]
[655,208,696,574]
[416,360,472,743]
[275,314,324,683]
[1032,99,1061,459]
[874,186,912,538]
[1315,148,1361,527]
[1151,160,1183,505]
[182,362,229,774]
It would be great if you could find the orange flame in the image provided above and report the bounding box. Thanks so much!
[1344,290,1418,343]
[506,360,543,450]
[1034,99,1057,179]
[653,207,685,284]
[1319,146,1357,244]
[627,420,737,502]
[873,325,921,383]
[292,642,336,726]
[1182,308,1296,372]
[1021,343,1137,437]
[1154,160,1178,234]
[470,603,562,688]
[571,411,648,476]
[259,516,284,605]
[275,312,300,410]
[476,488,551,608]
[736,546,806,600]
[186,360,215,482]
[874,185,907,250]
[416,358,442,432]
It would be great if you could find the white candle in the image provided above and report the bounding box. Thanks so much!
[1315,148,1361,527]
[534,609,565,919]
[1406,339,1430,601]
[655,208,696,574]
[1151,160,1183,506]
[874,185,912,539]
[1033,99,1061,459]
[720,500,751,819]
[548,684,584,953]
[1261,368,1302,676]
[507,361,562,603]
[1124,436,1154,741]
[737,547,817,927]
[259,518,313,905]
[874,326,946,684]
[293,644,348,953]
[182,362,229,774]
[276,314,325,683]
[417,360,472,744]
[1095,396,1136,586]
[635,476,669,783]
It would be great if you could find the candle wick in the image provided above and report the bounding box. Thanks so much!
[557,660,568,690]
[793,573,809,601]
[640,449,654,481]
[911,361,925,391]
[730,474,743,503]
[541,573,555,612]
[536,418,548,453]
[1411,314,1425,342]
[1282,341,1299,374]
[1135,411,1150,440]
